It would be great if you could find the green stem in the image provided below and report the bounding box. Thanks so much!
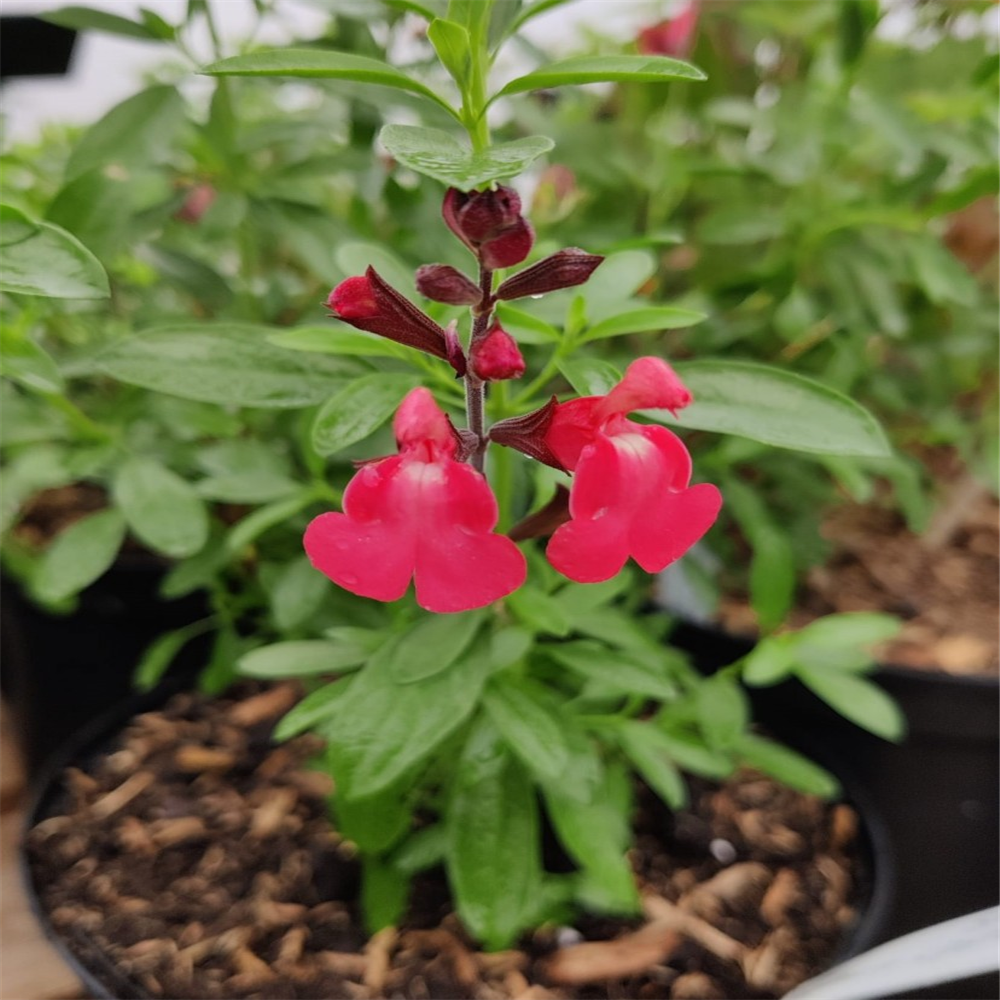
[463,28,491,152]
[43,393,114,443]
[465,263,495,472]
[512,343,568,409]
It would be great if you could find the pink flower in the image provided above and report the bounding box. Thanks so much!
[637,1,700,58]
[470,323,526,381]
[304,388,526,613]
[543,357,722,583]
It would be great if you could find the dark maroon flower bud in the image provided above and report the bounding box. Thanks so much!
[496,248,604,301]
[470,323,525,382]
[508,485,571,541]
[415,263,482,305]
[326,267,466,376]
[442,185,535,269]
[488,396,564,469]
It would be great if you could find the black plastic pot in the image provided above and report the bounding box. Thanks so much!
[22,679,894,1000]
[1,559,209,776]
[671,620,1000,1000]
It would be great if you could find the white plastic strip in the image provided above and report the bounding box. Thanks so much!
[785,907,1000,1000]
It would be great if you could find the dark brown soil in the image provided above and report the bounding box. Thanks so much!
[27,685,865,1000]
[720,474,999,676]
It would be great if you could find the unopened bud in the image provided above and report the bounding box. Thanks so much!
[496,248,604,301]
[470,324,525,382]
[415,264,481,306]
[327,275,379,319]
[442,185,535,269]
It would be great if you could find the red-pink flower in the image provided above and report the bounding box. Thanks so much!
[543,357,722,583]
[637,1,700,58]
[304,388,526,613]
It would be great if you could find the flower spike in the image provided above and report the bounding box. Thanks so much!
[327,267,467,376]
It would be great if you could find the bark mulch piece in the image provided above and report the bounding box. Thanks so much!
[27,685,866,1000]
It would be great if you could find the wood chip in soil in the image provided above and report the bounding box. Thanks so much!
[27,685,867,999]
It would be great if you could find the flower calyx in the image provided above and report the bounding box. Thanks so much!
[327,267,467,376]
[496,248,604,301]
[443,185,534,269]
[488,396,564,470]
[415,263,482,306]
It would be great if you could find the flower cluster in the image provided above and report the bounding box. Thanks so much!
[305,185,721,612]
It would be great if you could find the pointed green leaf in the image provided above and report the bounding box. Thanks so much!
[557,358,621,397]
[112,460,207,559]
[427,18,471,88]
[652,360,892,458]
[311,373,420,456]
[387,611,485,684]
[99,324,357,408]
[492,55,705,103]
[695,674,750,750]
[43,5,162,40]
[0,331,64,393]
[547,641,676,700]
[795,666,906,741]
[584,306,706,342]
[269,556,329,630]
[202,50,460,120]
[33,509,126,603]
[380,124,553,190]
[268,326,412,360]
[67,85,186,180]
[484,677,571,782]
[736,732,840,798]
[447,719,542,950]
[0,206,108,299]
[617,721,687,809]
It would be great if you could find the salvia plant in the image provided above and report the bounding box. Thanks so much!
[2,0,909,947]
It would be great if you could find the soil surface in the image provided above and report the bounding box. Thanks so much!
[720,474,999,676]
[27,685,864,1000]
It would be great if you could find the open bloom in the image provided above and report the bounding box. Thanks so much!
[543,357,722,583]
[637,1,700,58]
[304,388,526,613]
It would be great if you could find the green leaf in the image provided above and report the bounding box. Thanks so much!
[494,304,560,345]
[427,19,471,88]
[99,324,357,408]
[0,206,108,299]
[695,674,749,750]
[736,732,839,798]
[273,677,353,740]
[335,242,416,297]
[0,331,64,394]
[268,326,412,360]
[490,626,534,671]
[544,763,639,914]
[447,719,541,950]
[202,50,460,120]
[238,640,368,679]
[311,373,420,456]
[651,728,733,778]
[546,641,676,700]
[742,634,798,686]
[159,535,228,599]
[46,168,133,261]
[557,358,621,397]
[388,611,485,684]
[33,509,126,604]
[224,491,317,554]
[337,781,412,855]
[326,633,493,798]
[795,667,906,741]
[361,857,410,933]
[0,204,39,246]
[616,721,687,809]
[492,55,705,103]
[484,677,571,782]
[43,5,162,40]
[196,470,299,504]
[697,206,785,245]
[269,556,329,630]
[584,306,706,342]
[113,458,208,559]
[392,825,447,876]
[134,619,214,692]
[506,585,571,637]
[66,85,186,180]
[907,235,978,307]
[380,125,554,190]
[652,361,892,458]
[795,612,901,651]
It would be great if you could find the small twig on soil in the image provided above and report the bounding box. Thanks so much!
[89,771,155,820]
[543,921,682,985]
[922,473,989,552]
[642,895,747,963]
[228,683,299,726]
